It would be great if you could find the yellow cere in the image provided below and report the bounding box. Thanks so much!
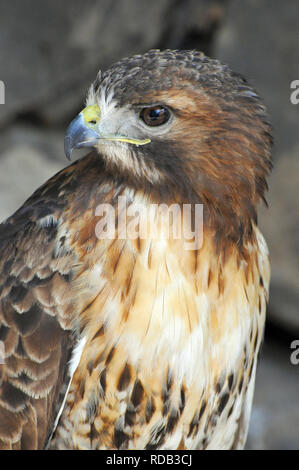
[81,105,101,126]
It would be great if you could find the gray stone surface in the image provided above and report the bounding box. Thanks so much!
[247,338,299,450]
[259,146,299,332]
[0,0,227,126]
[215,0,299,156]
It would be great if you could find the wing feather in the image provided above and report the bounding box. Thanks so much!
[0,167,80,449]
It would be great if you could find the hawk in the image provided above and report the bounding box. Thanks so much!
[0,50,272,450]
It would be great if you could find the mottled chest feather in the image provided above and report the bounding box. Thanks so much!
[50,201,269,449]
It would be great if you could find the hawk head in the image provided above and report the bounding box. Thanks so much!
[65,49,272,245]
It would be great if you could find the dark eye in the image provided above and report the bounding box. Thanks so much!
[140,105,171,126]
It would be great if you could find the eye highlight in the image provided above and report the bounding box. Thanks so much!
[139,105,171,127]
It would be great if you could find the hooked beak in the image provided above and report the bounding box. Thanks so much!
[64,104,151,161]
[64,105,101,161]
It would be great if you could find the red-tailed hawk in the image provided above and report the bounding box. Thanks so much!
[0,50,272,450]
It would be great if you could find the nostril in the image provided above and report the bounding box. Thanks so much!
[89,120,97,125]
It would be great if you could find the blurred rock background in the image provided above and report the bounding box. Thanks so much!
[0,0,298,449]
